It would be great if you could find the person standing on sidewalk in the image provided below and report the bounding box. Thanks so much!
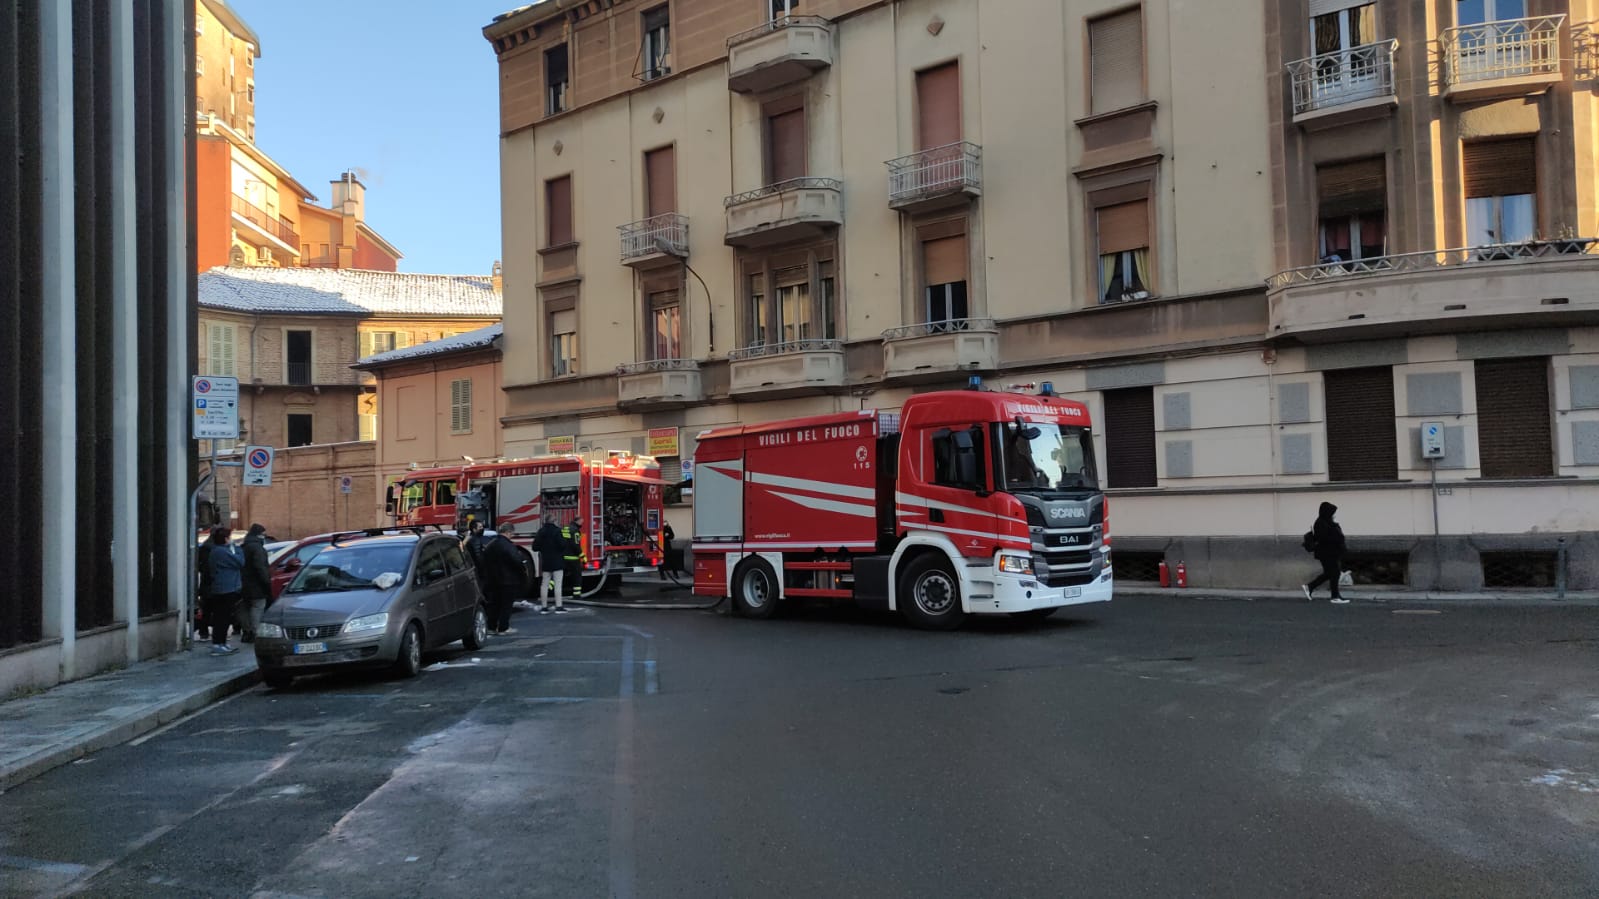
[239,523,272,643]
[533,516,567,613]
[480,528,527,634]
[207,528,245,653]
[195,529,220,641]
[1302,501,1350,604]
[561,520,585,608]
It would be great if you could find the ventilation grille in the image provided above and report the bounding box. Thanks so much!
[1343,552,1409,586]
[1111,551,1164,583]
[1481,551,1558,589]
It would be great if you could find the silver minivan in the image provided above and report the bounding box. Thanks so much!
[254,529,487,688]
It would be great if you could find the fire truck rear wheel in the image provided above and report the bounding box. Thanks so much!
[899,555,965,631]
[732,558,780,619]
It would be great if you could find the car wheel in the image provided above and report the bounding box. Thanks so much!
[262,671,294,690]
[732,558,779,619]
[899,554,965,631]
[1009,608,1058,624]
[393,622,423,678]
[462,604,488,650]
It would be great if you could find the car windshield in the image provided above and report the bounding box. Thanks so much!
[284,543,413,594]
[999,422,1099,493]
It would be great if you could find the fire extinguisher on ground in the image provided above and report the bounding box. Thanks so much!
[1175,560,1188,589]
[1158,560,1171,588]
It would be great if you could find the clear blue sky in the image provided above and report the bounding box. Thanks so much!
[231,0,512,274]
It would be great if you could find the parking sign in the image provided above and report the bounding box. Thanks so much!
[192,376,239,440]
[243,445,274,486]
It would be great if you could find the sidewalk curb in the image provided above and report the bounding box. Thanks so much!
[0,664,259,793]
[566,598,723,611]
[1115,586,1599,606]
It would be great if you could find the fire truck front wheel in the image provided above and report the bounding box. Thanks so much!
[732,558,780,619]
[899,554,966,631]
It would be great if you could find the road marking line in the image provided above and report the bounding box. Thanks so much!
[0,854,89,875]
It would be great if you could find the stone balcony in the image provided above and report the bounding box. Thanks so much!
[1284,39,1398,129]
[616,359,703,408]
[881,319,998,383]
[727,339,844,397]
[726,15,834,94]
[886,142,982,214]
[618,213,688,269]
[1439,15,1565,102]
[1266,238,1599,342]
[723,178,843,248]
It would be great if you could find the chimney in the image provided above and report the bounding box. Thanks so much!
[330,171,365,222]
[491,259,503,293]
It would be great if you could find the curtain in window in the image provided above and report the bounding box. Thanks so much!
[1098,254,1116,300]
[1131,248,1150,293]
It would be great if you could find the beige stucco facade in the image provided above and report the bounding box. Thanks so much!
[484,0,1599,592]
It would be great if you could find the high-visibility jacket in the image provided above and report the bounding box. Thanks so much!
[560,526,585,563]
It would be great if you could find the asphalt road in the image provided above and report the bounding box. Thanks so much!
[2,594,1596,898]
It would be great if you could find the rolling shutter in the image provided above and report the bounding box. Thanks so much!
[1324,366,1397,482]
[1475,357,1552,478]
[922,234,968,286]
[916,62,961,149]
[1317,158,1387,217]
[767,108,806,183]
[1103,386,1157,488]
[546,175,573,246]
[1097,200,1149,254]
[1089,9,1144,114]
[1463,137,1536,198]
[646,146,676,216]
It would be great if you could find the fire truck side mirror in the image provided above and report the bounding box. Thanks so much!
[384,485,396,514]
[952,430,979,488]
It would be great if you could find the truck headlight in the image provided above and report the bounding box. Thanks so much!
[998,553,1034,575]
[256,623,284,639]
[344,612,389,634]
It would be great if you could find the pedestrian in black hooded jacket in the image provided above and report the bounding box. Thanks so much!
[1302,501,1349,604]
[240,523,272,642]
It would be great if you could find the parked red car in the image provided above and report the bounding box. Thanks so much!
[269,533,338,599]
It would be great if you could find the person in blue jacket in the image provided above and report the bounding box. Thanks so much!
[207,528,245,654]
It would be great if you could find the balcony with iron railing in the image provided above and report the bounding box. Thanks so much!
[726,15,834,94]
[886,142,982,213]
[882,318,998,383]
[616,358,704,407]
[724,177,843,247]
[619,213,689,267]
[728,338,845,396]
[1440,15,1565,101]
[1285,39,1398,126]
[280,361,361,388]
[230,193,299,252]
[1266,237,1599,340]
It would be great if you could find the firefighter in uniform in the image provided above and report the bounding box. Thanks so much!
[561,519,586,599]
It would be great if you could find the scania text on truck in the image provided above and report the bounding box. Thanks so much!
[388,454,668,594]
[691,384,1112,629]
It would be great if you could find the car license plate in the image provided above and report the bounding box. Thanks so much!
[1061,587,1082,599]
[293,642,327,655]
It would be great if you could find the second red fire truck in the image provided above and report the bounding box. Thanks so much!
[388,454,668,595]
[691,383,1112,629]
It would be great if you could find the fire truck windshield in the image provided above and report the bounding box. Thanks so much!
[999,423,1098,494]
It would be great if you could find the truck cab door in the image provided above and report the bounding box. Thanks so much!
[912,425,996,557]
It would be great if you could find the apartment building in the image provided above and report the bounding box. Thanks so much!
[483,0,1599,592]
[195,0,258,141]
[197,267,501,463]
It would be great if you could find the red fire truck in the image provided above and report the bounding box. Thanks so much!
[388,454,668,594]
[691,384,1112,629]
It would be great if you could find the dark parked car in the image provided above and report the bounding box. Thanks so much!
[254,528,487,689]
[268,532,338,600]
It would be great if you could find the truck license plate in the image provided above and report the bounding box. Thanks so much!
[293,642,327,655]
[1061,587,1082,599]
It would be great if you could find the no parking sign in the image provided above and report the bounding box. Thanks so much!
[243,445,274,486]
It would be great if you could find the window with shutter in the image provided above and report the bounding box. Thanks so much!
[208,324,236,377]
[1464,137,1537,245]
[1103,386,1157,488]
[645,147,676,217]
[1324,366,1397,482]
[546,176,574,247]
[916,62,961,150]
[1475,357,1552,478]
[1089,8,1144,114]
[1317,157,1387,262]
[450,378,473,434]
[550,309,578,377]
[1096,199,1152,303]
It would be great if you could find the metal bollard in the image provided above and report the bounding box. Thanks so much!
[1555,537,1567,600]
